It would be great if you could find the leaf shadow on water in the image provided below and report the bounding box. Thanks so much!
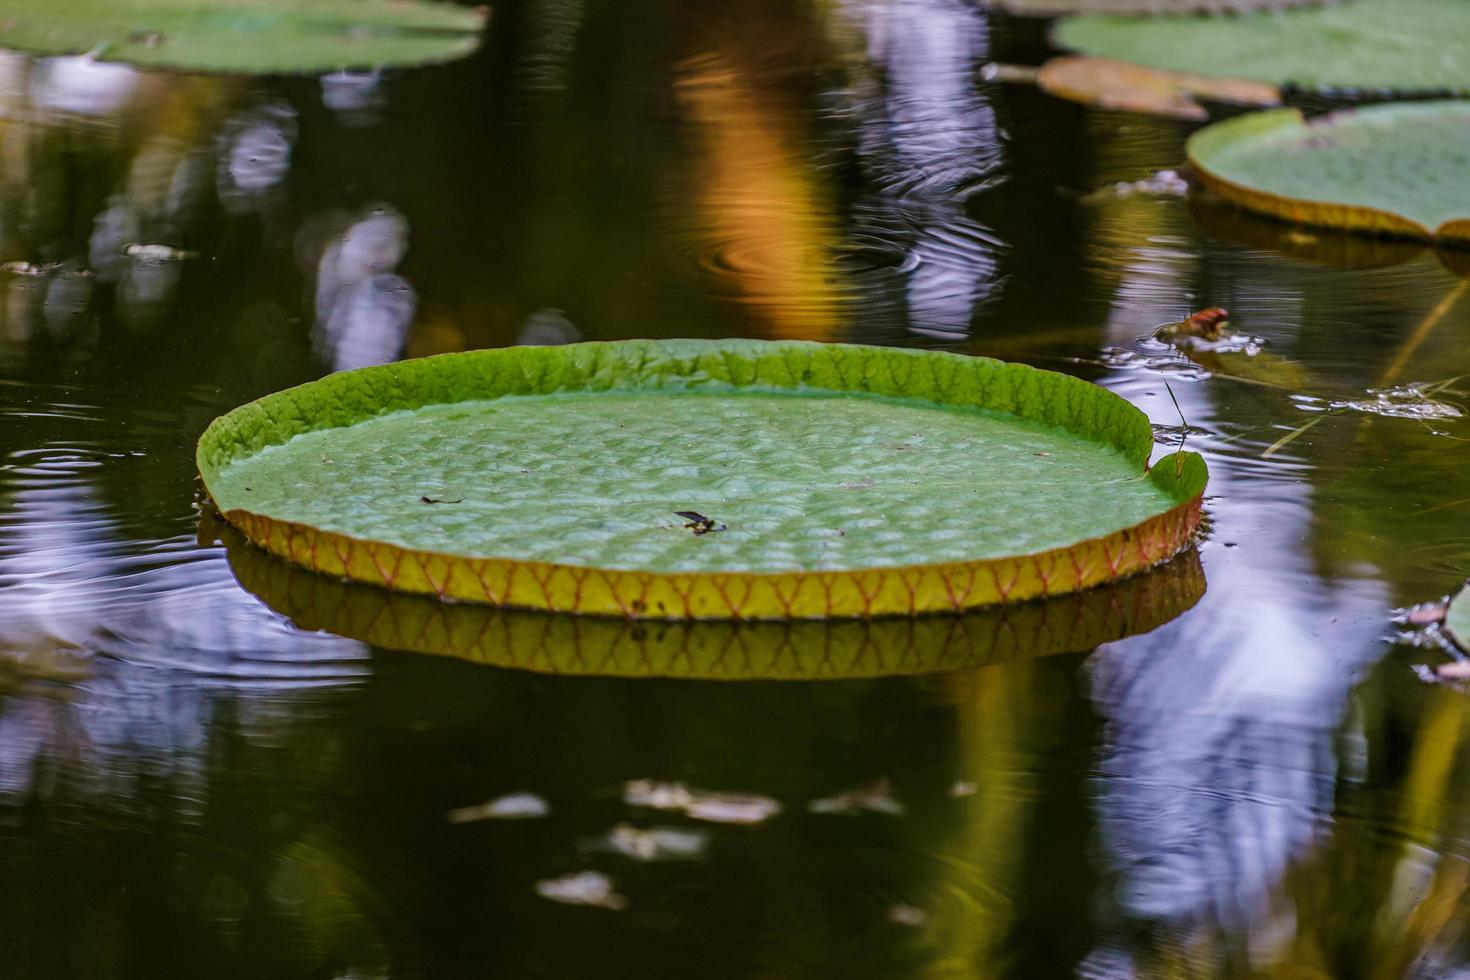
[221,528,1207,680]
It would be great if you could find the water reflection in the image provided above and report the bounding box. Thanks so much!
[308,204,416,370]
[2,0,1470,973]
[836,0,1003,341]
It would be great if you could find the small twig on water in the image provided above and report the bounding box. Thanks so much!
[1163,380,1189,476]
[1262,411,1334,459]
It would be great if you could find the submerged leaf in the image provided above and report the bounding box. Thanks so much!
[1188,102,1470,243]
[808,779,906,816]
[1056,0,1470,93]
[198,340,1207,620]
[623,780,782,825]
[589,824,710,862]
[446,792,550,823]
[534,871,627,910]
[0,0,488,74]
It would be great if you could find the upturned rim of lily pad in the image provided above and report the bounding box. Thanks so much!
[222,525,1207,678]
[197,339,1207,620]
[996,0,1331,17]
[1187,103,1470,246]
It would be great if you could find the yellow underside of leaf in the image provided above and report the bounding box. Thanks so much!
[1189,125,1438,241]
[225,530,1206,677]
[223,493,1202,620]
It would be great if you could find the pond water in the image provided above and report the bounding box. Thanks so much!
[3,3,1470,977]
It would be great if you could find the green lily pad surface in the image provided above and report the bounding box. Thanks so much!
[999,0,1327,16]
[1449,586,1470,654]
[1055,0,1470,92]
[198,340,1206,619]
[0,0,487,74]
[1188,102,1470,242]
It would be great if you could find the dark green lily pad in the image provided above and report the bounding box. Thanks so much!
[0,0,487,74]
[1187,102,1470,243]
[198,340,1206,619]
[224,526,1207,678]
[1055,0,1470,93]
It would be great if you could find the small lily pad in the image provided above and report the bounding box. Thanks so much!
[1055,0,1470,93]
[1187,102,1470,243]
[199,340,1206,619]
[998,0,1329,16]
[0,0,487,74]
[1449,586,1470,654]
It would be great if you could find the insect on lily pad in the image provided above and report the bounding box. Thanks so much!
[198,340,1207,619]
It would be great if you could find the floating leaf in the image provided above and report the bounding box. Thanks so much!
[1187,103,1470,244]
[1055,0,1470,93]
[1036,56,1280,120]
[0,0,488,74]
[1449,586,1470,655]
[998,0,1329,14]
[200,341,1205,619]
[223,526,1206,678]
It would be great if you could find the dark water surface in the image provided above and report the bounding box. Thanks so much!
[4,3,1470,977]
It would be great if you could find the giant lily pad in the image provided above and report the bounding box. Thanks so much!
[1055,0,1470,93]
[226,527,1206,677]
[0,0,487,74]
[1187,102,1470,244]
[198,340,1206,620]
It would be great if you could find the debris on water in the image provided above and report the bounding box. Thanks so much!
[1406,602,1448,627]
[447,792,550,823]
[1100,169,1190,200]
[624,779,781,825]
[949,780,978,798]
[420,495,463,504]
[517,307,582,346]
[886,904,927,927]
[589,823,710,862]
[1,260,60,277]
[981,62,1041,85]
[674,511,726,535]
[1095,345,1212,381]
[1155,307,1231,342]
[808,779,905,816]
[1333,383,1464,421]
[123,243,199,262]
[1435,661,1470,681]
[534,870,627,910]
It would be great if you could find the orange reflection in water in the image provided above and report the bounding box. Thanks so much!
[675,54,841,342]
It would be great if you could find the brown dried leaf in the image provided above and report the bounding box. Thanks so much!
[1037,56,1280,120]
